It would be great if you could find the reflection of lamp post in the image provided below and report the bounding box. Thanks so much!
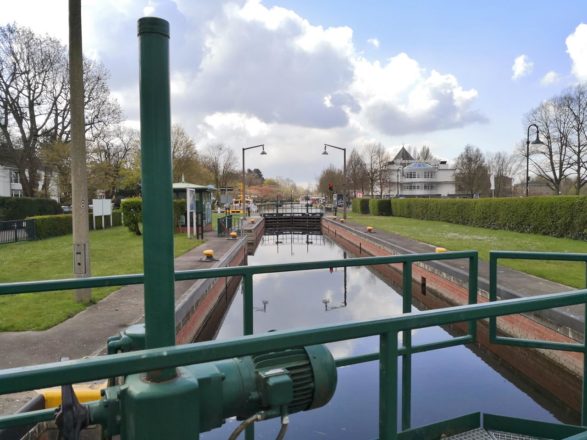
[242,144,267,216]
[322,144,347,219]
[525,124,544,197]
[324,252,348,311]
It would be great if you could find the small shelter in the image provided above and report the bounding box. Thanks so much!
[172,182,214,235]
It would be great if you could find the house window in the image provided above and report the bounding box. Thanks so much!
[10,170,19,184]
[424,184,435,190]
[406,184,420,190]
[424,171,435,178]
[405,172,417,179]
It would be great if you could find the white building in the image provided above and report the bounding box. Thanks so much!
[388,147,456,197]
[0,164,23,198]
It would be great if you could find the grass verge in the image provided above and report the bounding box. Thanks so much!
[0,226,202,331]
[347,213,587,289]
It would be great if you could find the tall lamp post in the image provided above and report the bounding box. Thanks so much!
[322,144,347,219]
[242,144,267,217]
[526,124,545,197]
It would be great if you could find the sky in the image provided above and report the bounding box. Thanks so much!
[2,0,587,187]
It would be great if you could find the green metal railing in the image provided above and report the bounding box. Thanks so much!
[0,265,585,439]
[489,251,587,424]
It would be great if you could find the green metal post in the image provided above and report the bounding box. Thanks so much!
[401,262,412,430]
[380,331,398,440]
[243,272,254,440]
[489,253,498,342]
[138,17,176,381]
[468,254,478,341]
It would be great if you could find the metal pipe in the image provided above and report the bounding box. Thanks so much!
[138,17,177,380]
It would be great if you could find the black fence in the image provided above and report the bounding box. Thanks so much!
[0,219,36,244]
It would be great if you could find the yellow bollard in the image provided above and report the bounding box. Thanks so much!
[203,249,215,259]
[230,231,238,239]
[435,247,446,253]
[367,226,373,233]
[340,218,345,223]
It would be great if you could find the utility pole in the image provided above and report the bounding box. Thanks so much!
[69,0,91,302]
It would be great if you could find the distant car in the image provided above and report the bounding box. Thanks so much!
[61,205,72,213]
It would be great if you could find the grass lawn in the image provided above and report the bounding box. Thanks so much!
[347,212,587,289]
[0,226,202,331]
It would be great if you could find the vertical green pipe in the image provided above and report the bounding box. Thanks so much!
[401,262,412,430]
[380,331,398,440]
[489,253,498,342]
[243,272,254,440]
[138,18,176,367]
[468,253,478,341]
[243,273,254,336]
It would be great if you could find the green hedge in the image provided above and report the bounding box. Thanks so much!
[390,196,587,239]
[0,197,62,221]
[121,198,142,235]
[352,198,371,214]
[369,199,392,216]
[28,209,123,239]
[31,214,72,239]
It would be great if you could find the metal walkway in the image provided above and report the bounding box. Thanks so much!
[446,428,547,439]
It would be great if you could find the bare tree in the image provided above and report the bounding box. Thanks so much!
[88,125,139,198]
[171,124,199,182]
[203,144,238,196]
[560,85,587,194]
[488,151,519,197]
[318,165,344,195]
[455,145,490,196]
[0,23,120,196]
[526,100,572,194]
[346,148,368,196]
[363,143,389,196]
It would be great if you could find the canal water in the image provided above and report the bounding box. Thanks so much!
[203,233,560,439]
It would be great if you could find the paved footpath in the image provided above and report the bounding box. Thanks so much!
[0,231,240,415]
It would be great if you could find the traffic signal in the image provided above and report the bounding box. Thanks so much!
[328,182,333,191]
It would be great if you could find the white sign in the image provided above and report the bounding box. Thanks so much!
[93,199,112,216]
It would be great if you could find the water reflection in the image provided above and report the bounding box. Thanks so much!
[206,233,559,439]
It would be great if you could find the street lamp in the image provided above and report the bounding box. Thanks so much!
[322,144,347,219]
[526,124,545,197]
[242,144,267,217]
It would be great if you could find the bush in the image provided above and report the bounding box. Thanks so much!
[0,197,62,221]
[352,198,371,214]
[28,209,124,239]
[369,199,392,216]
[173,199,186,228]
[121,198,142,235]
[30,214,72,239]
[390,196,587,240]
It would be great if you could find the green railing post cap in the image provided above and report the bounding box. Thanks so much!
[138,17,169,38]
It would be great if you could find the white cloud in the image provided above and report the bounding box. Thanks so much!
[540,71,559,86]
[566,23,587,81]
[0,0,484,183]
[367,37,379,48]
[512,54,533,80]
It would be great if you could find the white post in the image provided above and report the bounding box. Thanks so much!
[186,188,191,239]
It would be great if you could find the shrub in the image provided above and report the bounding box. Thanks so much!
[0,197,62,221]
[390,196,587,240]
[351,198,371,214]
[173,199,186,228]
[121,198,142,235]
[369,199,392,216]
[30,214,72,239]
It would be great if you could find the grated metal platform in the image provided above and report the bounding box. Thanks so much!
[444,428,548,440]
